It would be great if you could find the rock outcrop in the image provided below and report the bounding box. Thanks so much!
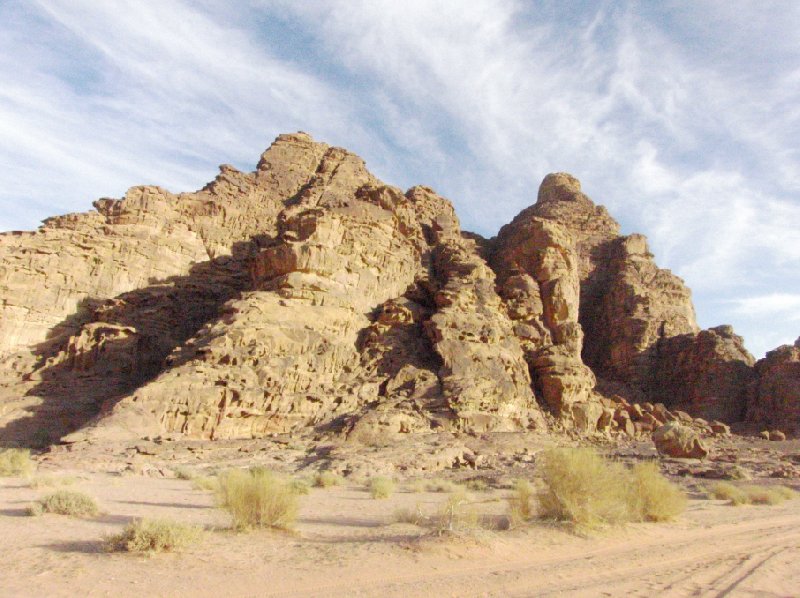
[0,133,794,445]
[747,338,800,434]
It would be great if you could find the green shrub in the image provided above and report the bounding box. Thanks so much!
[289,477,311,495]
[0,448,34,477]
[368,476,395,499]
[106,519,202,553]
[38,490,99,517]
[216,469,298,531]
[432,490,479,535]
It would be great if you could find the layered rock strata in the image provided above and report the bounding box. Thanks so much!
[0,133,794,444]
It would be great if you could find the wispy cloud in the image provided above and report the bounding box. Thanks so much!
[1,0,798,357]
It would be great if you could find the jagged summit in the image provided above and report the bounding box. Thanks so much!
[0,132,796,446]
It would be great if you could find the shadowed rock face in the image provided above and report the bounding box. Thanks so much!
[747,338,800,434]
[0,133,794,444]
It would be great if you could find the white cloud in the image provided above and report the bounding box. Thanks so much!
[1,0,798,357]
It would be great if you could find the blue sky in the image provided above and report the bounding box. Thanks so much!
[1,0,799,357]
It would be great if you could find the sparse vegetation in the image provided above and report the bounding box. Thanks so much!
[0,448,34,477]
[465,478,490,492]
[537,448,687,531]
[314,471,343,488]
[368,476,395,499]
[507,478,535,528]
[27,475,78,489]
[628,462,687,522]
[216,469,299,530]
[406,478,461,493]
[173,467,197,480]
[289,477,311,495]
[105,519,202,554]
[433,490,479,535]
[708,482,797,506]
[37,490,99,517]
[392,504,425,526]
[191,475,219,492]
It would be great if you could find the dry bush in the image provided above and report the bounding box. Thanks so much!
[507,478,536,528]
[538,448,632,530]
[465,478,490,492]
[314,471,343,488]
[368,476,395,499]
[28,475,77,489]
[289,477,311,495]
[392,504,425,526]
[106,519,202,554]
[707,482,796,506]
[424,478,461,493]
[432,490,479,535]
[173,467,196,481]
[628,462,687,522]
[216,469,298,531]
[38,490,99,517]
[0,448,34,477]
[192,475,219,492]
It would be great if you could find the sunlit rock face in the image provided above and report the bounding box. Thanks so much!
[0,133,789,444]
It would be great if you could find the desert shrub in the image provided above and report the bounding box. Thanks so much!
[25,502,43,516]
[173,467,196,481]
[314,471,343,488]
[392,504,425,526]
[368,476,395,499]
[628,462,687,522]
[216,469,298,530]
[538,448,632,530]
[38,490,99,517]
[191,475,219,492]
[432,490,479,535]
[289,477,311,495]
[465,478,490,492]
[106,519,202,553]
[507,478,536,527]
[0,448,34,477]
[28,475,77,489]
[707,482,796,506]
[424,478,460,493]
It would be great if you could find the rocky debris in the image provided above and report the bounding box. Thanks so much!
[653,421,710,459]
[747,338,800,435]
[0,133,796,447]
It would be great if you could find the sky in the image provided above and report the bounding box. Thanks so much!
[1,0,798,358]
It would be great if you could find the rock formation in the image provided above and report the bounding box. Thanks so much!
[0,133,795,445]
[747,338,800,434]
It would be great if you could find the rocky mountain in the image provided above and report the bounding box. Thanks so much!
[0,133,796,446]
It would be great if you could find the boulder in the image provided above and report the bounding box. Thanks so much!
[653,422,710,459]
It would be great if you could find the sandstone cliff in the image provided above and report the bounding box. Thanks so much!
[0,133,795,444]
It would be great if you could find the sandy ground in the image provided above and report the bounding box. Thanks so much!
[1,470,798,598]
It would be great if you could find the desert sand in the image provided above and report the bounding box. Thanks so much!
[1,462,798,598]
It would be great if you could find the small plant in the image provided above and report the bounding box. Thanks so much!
[628,462,687,522]
[289,477,311,495]
[28,475,77,489]
[465,478,490,492]
[423,478,460,493]
[0,448,34,477]
[38,490,99,517]
[507,478,536,527]
[314,471,343,488]
[368,476,395,499]
[432,490,479,535]
[709,482,798,506]
[105,519,202,553]
[392,505,425,526]
[216,469,298,531]
[25,502,43,517]
[191,476,218,492]
[173,467,196,481]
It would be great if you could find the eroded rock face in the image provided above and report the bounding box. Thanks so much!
[0,134,787,445]
[747,338,800,435]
